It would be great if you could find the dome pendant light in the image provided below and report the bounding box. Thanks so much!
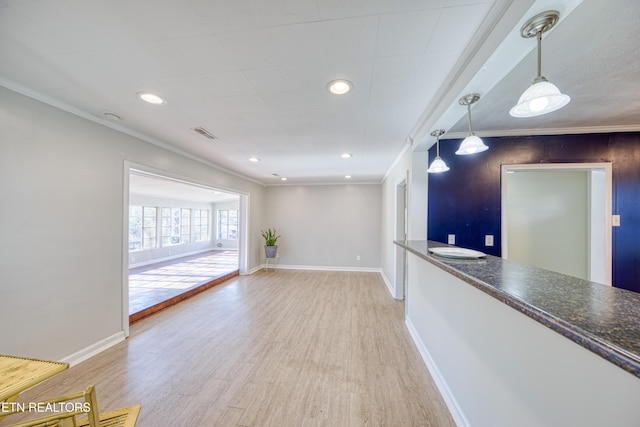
[427,129,449,173]
[510,10,570,118]
[456,93,488,155]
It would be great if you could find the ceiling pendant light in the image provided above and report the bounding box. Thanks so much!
[510,10,570,118]
[427,129,449,173]
[456,93,488,155]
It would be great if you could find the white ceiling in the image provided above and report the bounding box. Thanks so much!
[444,0,640,138]
[1,0,638,185]
[130,170,239,203]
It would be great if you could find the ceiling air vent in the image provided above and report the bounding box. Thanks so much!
[192,127,218,140]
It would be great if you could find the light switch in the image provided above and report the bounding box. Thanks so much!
[448,234,455,245]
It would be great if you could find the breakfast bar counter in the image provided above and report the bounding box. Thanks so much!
[395,240,640,427]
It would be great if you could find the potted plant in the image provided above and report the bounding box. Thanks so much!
[261,228,280,258]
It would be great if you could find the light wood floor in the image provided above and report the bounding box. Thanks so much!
[8,270,455,427]
[129,250,239,315]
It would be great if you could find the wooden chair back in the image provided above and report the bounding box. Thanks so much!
[0,385,138,427]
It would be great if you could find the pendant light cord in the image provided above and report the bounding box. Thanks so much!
[467,103,474,136]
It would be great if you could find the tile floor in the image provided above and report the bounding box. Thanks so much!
[128,250,239,315]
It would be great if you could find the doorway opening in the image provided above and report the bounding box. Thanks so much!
[501,163,612,285]
[125,167,247,324]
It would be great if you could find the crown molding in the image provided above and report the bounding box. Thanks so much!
[0,76,265,187]
[382,138,414,183]
[441,125,640,140]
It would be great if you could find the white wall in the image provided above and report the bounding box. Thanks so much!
[410,150,428,240]
[380,145,416,297]
[505,170,589,280]
[0,86,265,362]
[264,184,381,269]
[406,253,640,427]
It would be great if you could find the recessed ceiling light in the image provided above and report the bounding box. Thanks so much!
[248,157,260,162]
[137,92,166,105]
[340,153,353,158]
[345,175,352,179]
[327,79,352,95]
[280,177,288,181]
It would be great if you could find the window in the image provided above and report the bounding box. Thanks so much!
[194,209,210,242]
[129,206,158,251]
[217,209,238,240]
[181,209,191,244]
[161,208,172,246]
[161,208,191,246]
[129,206,142,251]
[129,205,210,252]
[142,207,157,249]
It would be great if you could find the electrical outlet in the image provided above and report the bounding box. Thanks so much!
[612,215,621,227]
[448,234,455,245]
[485,235,494,246]
[356,255,361,261]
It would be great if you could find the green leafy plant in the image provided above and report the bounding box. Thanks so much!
[261,228,281,246]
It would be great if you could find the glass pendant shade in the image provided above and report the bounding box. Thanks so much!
[427,156,449,173]
[455,134,488,155]
[510,10,570,118]
[509,79,570,117]
[428,128,449,173]
[456,93,488,155]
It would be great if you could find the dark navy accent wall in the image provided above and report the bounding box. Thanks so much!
[427,132,640,293]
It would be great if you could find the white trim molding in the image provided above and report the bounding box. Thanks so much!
[405,319,470,427]
[500,162,613,286]
[379,269,395,298]
[261,264,382,273]
[61,332,126,367]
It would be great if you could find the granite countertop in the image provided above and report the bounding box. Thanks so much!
[395,240,640,379]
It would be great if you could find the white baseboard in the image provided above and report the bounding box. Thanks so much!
[61,332,125,367]
[379,270,396,298]
[129,248,231,269]
[405,318,469,427]
[245,264,263,275]
[268,264,382,273]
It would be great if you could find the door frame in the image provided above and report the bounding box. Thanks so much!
[121,161,248,335]
[500,162,612,285]
[394,173,408,300]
